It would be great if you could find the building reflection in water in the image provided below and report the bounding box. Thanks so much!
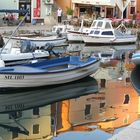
[52,79,139,138]
[0,77,139,140]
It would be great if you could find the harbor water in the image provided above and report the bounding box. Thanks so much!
[0,25,139,140]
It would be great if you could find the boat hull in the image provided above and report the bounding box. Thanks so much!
[67,32,84,43]
[0,59,100,89]
[6,36,67,46]
[1,51,49,66]
[82,36,137,46]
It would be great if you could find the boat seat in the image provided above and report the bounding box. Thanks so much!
[38,61,68,69]
[14,66,45,73]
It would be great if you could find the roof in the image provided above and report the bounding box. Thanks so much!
[0,9,28,13]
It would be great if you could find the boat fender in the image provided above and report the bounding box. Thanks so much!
[0,59,5,67]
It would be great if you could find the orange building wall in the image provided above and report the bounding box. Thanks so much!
[55,0,72,13]
[137,0,140,12]
[128,0,140,19]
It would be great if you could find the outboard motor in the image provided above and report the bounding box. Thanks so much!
[131,65,140,93]
[45,43,60,57]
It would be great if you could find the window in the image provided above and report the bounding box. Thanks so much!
[101,53,112,57]
[85,104,91,116]
[105,22,111,29]
[12,132,18,139]
[101,31,113,35]
[94,31,100,35]
[123,94,130,104]
[130,7,135,15]
[80,8,86,16]
[33,124,39,134]
[91,21,96,27]
[89,30,94,34]
[33,107,39,115]
[100,102,105,108]
[97,22,103,28]
[51,118,55,127]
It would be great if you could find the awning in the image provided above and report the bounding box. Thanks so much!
[72,0,91,5]
[91,0,115,6]
[72,0,115,6]
[0,9,28,13]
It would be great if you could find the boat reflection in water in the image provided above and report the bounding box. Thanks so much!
[0,76,98,113]
[0,77,139,140]
[0,76,98,140]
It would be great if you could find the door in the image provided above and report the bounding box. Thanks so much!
[106,8,113,18]
[19,1,31,23]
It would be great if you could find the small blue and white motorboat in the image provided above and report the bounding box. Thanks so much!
[0,56,100,89]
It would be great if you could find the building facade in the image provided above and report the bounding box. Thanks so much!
[0,0,139,24]
[57,0,140,20]
[71,0,115,19]
[0,0,55,24]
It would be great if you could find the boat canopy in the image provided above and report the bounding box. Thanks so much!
[91,19,113,29]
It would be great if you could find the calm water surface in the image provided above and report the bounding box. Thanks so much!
[0,60,139,140]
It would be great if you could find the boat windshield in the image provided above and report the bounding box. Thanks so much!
[91,21,96,28]
[20,40,34,53]
[97,22,103,28]
[105,22,112,29]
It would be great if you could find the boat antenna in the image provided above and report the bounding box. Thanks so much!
[0,10,29,55]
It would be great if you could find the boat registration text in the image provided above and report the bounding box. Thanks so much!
[5,75,24,80]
